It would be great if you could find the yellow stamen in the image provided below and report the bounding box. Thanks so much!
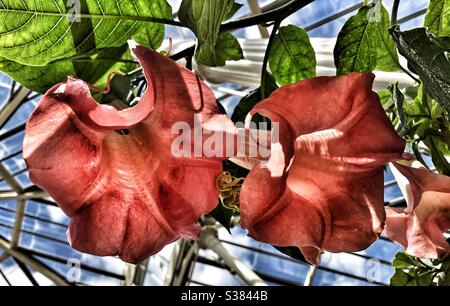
[216,172,244,212]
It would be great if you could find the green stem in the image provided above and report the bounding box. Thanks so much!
[258,1,316,99]
[221,0,315,32]
[71,59,138,64]
[0,9,183,27]
[260,20,281,99]
[399,65,420,83]
[387,0,420,82]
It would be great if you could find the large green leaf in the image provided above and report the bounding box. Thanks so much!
[0,0,172,66]
[390,251,444,286]
[374,1,400,72]
[131,0,172,51]
[391,268,435,286]
[0,57,74,93]
[133,23,166,50]
[390,27,450,118]
[392,252,421,269]
[268,25,316,85]
[334,6,378,75]
[424,0,450,36]
[0,46,131,93]
[215,32,244,67]
[390,252,434,286]
[178,0,242,66]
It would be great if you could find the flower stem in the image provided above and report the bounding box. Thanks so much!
[260,20,281,99]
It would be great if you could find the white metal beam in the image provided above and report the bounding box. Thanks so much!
[0,190,49,200]
[10,199,25,248]
[198,226,268,286]
[247,0,270,38]
[0,86,31,128]
[0,237,70,286]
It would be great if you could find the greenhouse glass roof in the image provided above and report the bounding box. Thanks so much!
[0,0,435,286]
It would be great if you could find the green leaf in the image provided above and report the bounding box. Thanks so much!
[133,23,166,51]
[424,0,450,36]
[410,271,435,286]
[374,1,400,71]
[84,47,137,86]
[378,88,393,108]
[178,0,242,66]
[100,74,132,104]
[391,268,435,286]
[215,32,244,67]
[424,136,450,175]
[412,141,431,170]
[0,57,73,93]
[441,259,450,285]
[224,2,243,20]
[231,72,278,123]
[334,6,378,75]
[388,82,408,135]
[0,0,172,66]
[391,27,450,118]
[404,85,420,100]
[0,46,131,93]
[392,252,420,269]
[390,268,411,286]
[132,1,172,50]
[208,202,234,233]
[268,25,316,85]
[274,246,307,263]
[405,83,431,117]
[391,252,437,286]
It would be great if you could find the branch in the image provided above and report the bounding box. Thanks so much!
[170,45,196,61]
[0,9,183,27]
[198,226,268,286]
[260,20,281,99]
[221,0,316,32]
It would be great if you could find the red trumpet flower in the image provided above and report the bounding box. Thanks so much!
[23,46,234,263]
[385,162,450,259]
[239,73,405,265]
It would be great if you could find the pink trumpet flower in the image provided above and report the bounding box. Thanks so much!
[385,162,450,259]
[23,46,235,263]
[239,73,406,265]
